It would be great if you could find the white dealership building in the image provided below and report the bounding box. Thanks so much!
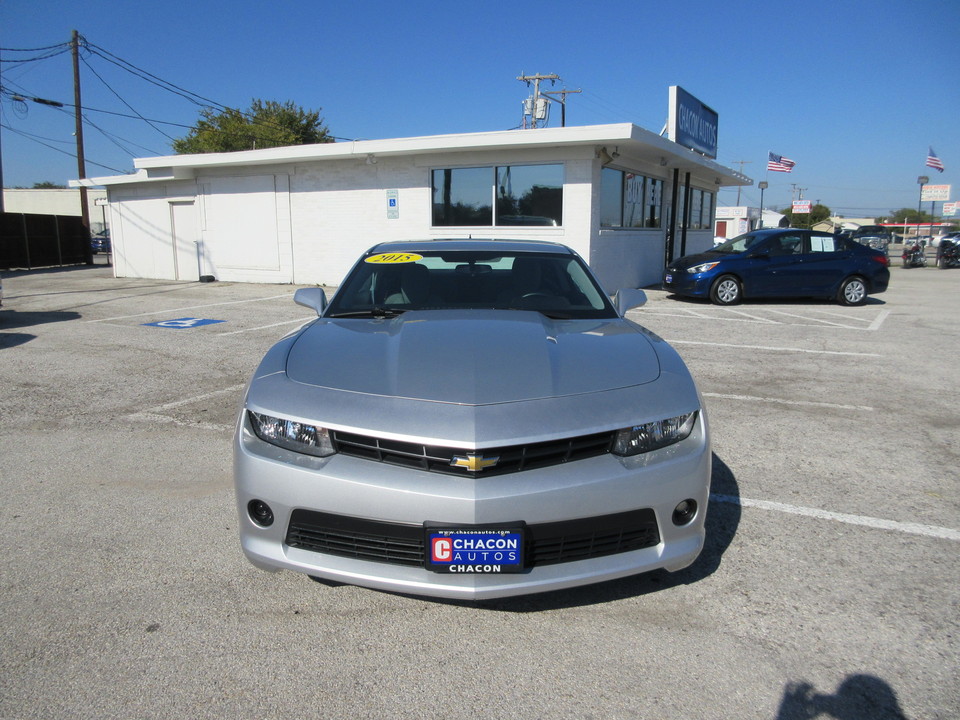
[74,122,749,291]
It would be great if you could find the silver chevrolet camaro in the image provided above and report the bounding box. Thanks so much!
[233,240,711,599]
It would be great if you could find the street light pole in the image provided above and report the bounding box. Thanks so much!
[758,181,768,229]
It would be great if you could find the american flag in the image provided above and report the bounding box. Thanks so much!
[926,147,945,173]
[767,152,796,173]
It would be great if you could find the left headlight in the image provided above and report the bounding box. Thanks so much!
[686,262,719,274]
[612,411,698,456]
[247,410,336,457]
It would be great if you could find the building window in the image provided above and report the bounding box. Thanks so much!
[431,167,493,226]
[623,173,646,227]
[645,178,662,228]
[432,164,563,227]
[496,164,563,226]
[690,189,703,230]
[601,168,662,228]
[599,168,624,227]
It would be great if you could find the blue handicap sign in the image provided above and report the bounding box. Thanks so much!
[143,317,226,329]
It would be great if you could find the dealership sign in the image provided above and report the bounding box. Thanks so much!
[944,202,958,217]
[920,184,951,202]
[792,200,812,214]
[668,86,718,159]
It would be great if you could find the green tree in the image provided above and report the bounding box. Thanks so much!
[33,181,67,189]
[779,203,831,229]
[884,207,936,224]
[173,99,333,154]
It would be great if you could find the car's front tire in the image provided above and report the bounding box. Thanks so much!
[838,276,867,306]
[710,275,742,305]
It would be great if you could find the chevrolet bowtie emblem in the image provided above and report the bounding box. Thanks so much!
[450,453,500,472]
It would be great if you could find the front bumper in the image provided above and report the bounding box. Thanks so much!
[233,409,711,600]
[662,269,713,298]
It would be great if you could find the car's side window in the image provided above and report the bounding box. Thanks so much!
[808,235,838,253]
[768,234,803,256]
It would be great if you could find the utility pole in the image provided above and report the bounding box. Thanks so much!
[0,45,4,213]
[731,161,752,204]
[517,73,559,129]
[72,30,93,264]
[542,87,581,127]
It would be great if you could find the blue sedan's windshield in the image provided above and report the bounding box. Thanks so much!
[713,233,768,254]
[327,250,617,319]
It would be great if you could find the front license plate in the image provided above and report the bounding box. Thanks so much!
[425,527,524,573]
[664,273,673,284]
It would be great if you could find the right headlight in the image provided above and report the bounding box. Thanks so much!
[247,410,336,457]
[612,411,698,456]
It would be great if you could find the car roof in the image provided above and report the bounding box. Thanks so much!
[748,228,831,237]
[365,239,576,256]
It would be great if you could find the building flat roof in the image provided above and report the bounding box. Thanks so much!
[72,123,751,190]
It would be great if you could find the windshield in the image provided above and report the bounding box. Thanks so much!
[326,249,617,319]
[712,233,769,254]
[853,226,888,237]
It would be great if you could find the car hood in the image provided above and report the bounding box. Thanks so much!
[284,310,660,405]
[667,251,726,271]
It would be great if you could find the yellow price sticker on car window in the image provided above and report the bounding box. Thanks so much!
[364,253,423,264]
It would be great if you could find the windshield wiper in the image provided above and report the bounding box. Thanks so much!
[328,306,407,318]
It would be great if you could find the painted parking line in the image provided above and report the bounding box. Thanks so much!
[218,318,309,336]
[711,494,960,542]
[764,308,870,329]
[669,339,881,358]
[86,293,293,323]
[703,393,873,412]
[125,385,244,433]
[639,306,890,331]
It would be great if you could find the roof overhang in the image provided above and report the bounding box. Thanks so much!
[71,123,751,189]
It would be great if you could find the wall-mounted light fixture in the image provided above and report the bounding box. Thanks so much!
[596,147,614,165]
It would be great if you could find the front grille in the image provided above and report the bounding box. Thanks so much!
[330,430,615,476]
[286,509,660,569]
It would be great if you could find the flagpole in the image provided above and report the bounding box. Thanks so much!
[917,175,927,242]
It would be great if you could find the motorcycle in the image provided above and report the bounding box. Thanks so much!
[937,238,960,269]
[902,242,927,268]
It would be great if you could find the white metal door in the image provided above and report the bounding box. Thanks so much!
[170,201,200,281]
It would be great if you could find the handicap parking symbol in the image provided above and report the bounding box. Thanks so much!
[143,317,226,329]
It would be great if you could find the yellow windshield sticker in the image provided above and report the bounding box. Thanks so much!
[364,253,423,264]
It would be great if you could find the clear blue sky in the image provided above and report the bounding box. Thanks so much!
[2,0,957,218]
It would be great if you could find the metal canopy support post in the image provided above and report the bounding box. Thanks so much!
[665,168,680,266]
[680,172,692,258]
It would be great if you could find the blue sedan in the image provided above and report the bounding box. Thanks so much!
[663,229,890,306]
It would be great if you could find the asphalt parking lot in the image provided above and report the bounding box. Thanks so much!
[1,260,957,720]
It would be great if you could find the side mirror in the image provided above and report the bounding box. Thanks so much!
[614,288,647,315]
[294,287,327,316]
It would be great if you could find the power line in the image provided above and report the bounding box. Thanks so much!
[1,122,127,173]
[80,54,177,142]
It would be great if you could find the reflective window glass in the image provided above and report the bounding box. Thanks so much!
[432,167,493,226]
[496,165,563,226]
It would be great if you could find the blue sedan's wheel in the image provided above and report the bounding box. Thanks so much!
[710,275,741,305]
[838,276,867,306]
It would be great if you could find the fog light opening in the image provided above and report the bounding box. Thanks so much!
[248,500,274,527]
[672,499,698,526]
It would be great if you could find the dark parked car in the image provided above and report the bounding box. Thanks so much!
[663,228,890,306]
[90,233,111,254]
[850,225,893,251]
